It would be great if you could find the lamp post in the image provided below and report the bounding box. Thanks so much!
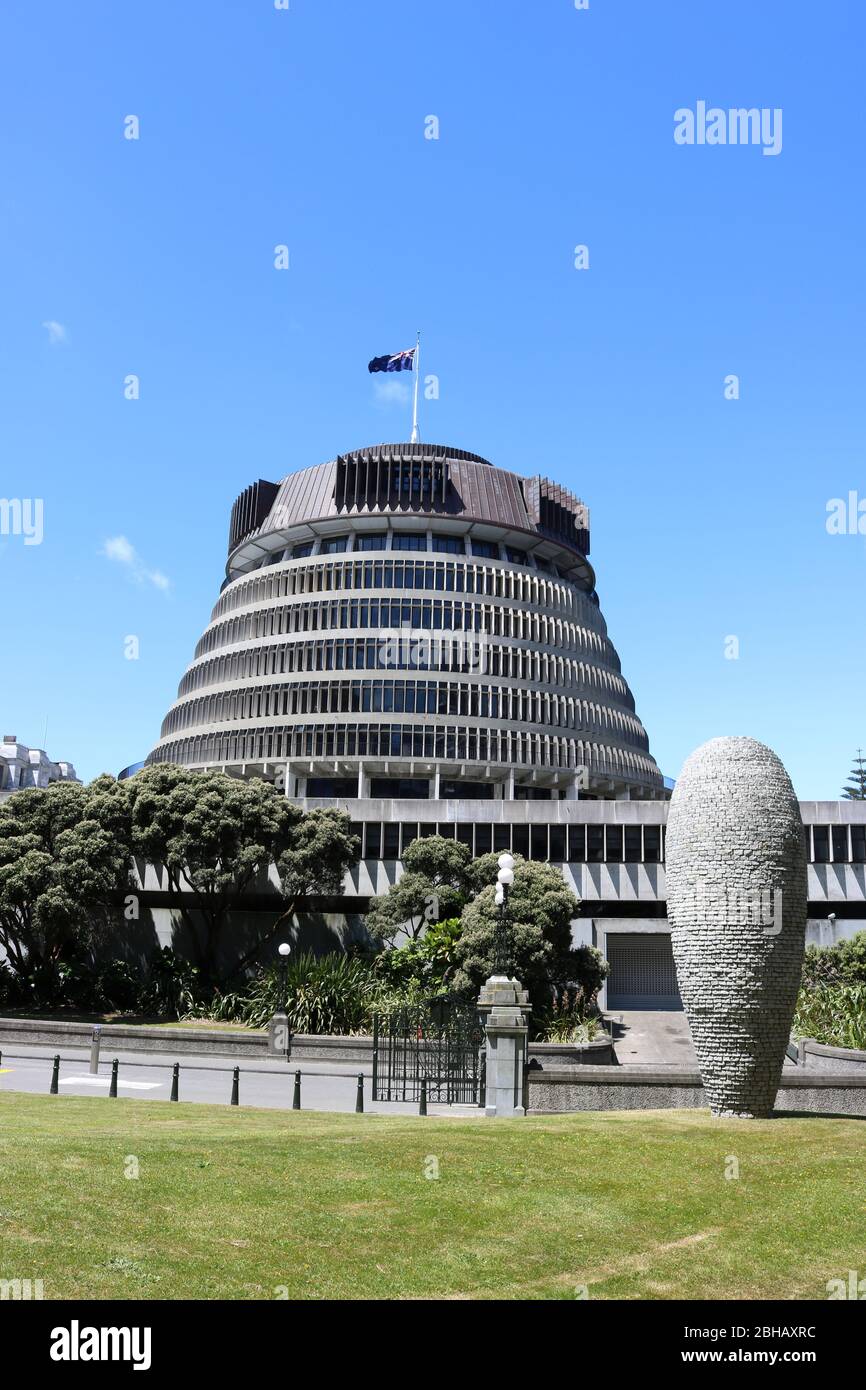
[492,853,515,978]
[269,941,293,1062]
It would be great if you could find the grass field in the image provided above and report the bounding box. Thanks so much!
[0,1094,863,1300]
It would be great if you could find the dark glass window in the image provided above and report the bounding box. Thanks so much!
[392,533,427,551]
[852,826,866,863]
[474,823,493,855]
[472,540,498,558]
[365,823,382,858]
[605,826,623,862]
[456,824,473,850]
[436,823,457,840]
[530,825,548,861]
[382,824,400,858]
[549,826,566,861]
[832,827,849,862]
[356,534,388,552]
[505,547,528,564]
[514,787,552,801]
[419,822,437,839]
[439,780,494,800]
[567,825,586,862]
[587,826,604,863]
[644,825,661,863]
[292,542,313,558]
[305,776,356,797]
[369,777,429,798]
[812,826,830,863]
[401,823,418,854]
[432,535,464,554]
[493,824,511,853]
[624,827,642,861]
[320,536,348,554]
[512,825,529,857]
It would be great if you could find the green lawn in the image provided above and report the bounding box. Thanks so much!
[0,1094,863,1300]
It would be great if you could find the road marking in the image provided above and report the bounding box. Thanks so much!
[0,1068,11,1074]
[59,1076,163,1091]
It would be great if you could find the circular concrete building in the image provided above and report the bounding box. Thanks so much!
[148,442,663,801]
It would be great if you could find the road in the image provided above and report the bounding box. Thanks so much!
[0,1042,481,1117]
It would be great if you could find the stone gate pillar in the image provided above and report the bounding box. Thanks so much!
[478,975,531,1117]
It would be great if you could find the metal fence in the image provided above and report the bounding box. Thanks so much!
[372,995,485,1105]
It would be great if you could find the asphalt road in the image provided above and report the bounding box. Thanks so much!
[0,1043,481,1118]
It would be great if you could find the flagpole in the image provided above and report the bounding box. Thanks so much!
[410,330,421,443]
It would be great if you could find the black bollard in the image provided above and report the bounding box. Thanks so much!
[230,1066,239,1106]
[292,1069,301,1110]
[419,1077,427,1117]
[355,1073,364,1114]
[109,1058,119,1098]
[50,1054,60,1095]
[170,1063,179,1102]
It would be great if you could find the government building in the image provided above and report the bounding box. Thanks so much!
[147,441,866,1007]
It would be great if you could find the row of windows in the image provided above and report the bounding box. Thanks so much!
[810,824,866,864]
[348,820,666,863]
[151,721,661,783]
[162,678,648,748]
[263,530,568,568]
[195,596,612,665]
[213,558,597,626]
[179,630,633,709]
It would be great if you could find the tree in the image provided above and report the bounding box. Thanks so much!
[451,856,582,997]
[125,765,359,983]
[0,776,132,995]
[365,835,471,945]
[842,750,866,800]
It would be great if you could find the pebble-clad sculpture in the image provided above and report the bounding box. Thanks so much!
[665,737,807,1118]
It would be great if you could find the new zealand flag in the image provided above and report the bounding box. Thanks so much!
[368,347,416,373]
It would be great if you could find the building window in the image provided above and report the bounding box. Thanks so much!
[474,823,493,855]
[586,826,604,863]
[432,535,464,554]
[356,534,388,551]
[392,533,427,551]
[382,824,400,858]
[568,825,586,862]
[319,536,348,554]
[365,823,382,858]
[505,546,528,564]
[305,776,356,797]
[493,824,511,853]
[812,826,830,863]
[549,825,566,861]
[291,542,314,558]
[369,777,430,798]
[471,539,498,559]
[605,826,624,862]
[624,826,642,861]
[439,780,494,800]
[852,826,866,863]
[643,826,662,863]
[832,826,849,862]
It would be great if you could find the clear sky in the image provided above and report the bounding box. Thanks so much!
[1,0,863,798]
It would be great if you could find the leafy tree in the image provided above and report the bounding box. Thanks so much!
[451,856,582,997]
[0,776,132,995]
[126,765,359,983]
[842,750,866,800]
[372,917,463,993]
[365,835,471,944]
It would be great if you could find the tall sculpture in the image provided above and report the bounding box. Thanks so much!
[665,737,807,1117]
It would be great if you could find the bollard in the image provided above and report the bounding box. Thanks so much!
[50,1054,60,1095]
[170,1063,179,1102]
[292,1069,301,1110]
[419,1077,427,1117]
[109,1058,119,1098]
[89,1025,102,1075]
[355,1073,364,1114]
[230,1066,239,1106]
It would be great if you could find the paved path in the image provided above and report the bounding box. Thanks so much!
[607,1010,699,1067]
[0,1043,481,1118]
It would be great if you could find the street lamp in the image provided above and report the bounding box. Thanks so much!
[492,853,515,977]
[274,941,293,1062]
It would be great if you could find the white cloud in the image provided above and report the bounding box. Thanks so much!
[42,320,67,345]
[373,378,411,406]
[102,535,170,593]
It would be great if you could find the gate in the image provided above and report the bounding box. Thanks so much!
[372,994,485,1105]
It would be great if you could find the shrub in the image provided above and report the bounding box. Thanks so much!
[195,951,381,1035]
[793,983,866,1050]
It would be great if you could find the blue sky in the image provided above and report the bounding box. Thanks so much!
[1,0,863,798]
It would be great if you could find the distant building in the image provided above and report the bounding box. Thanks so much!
[0,735,80,802]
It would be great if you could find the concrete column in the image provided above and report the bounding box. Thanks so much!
[478,975,531,1117]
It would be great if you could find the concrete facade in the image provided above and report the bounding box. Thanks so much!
[0,735,80,803]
